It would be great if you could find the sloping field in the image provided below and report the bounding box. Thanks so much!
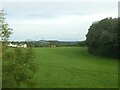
[34,47,118,88]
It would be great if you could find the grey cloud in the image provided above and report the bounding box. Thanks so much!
[3,2,117,19]
[2,2,118,41]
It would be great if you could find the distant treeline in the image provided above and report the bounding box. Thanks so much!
[9,40,86,47]
[86,17,119,58]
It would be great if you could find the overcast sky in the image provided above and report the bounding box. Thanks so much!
[2,0,119,41]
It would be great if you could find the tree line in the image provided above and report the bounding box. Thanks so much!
[9,40,86,47]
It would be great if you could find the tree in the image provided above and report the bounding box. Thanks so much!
[86,17,118,58]
[1,9,37,88]
[0,9,17,88]
[0,9,12,42]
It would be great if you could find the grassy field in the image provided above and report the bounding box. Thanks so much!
[33,47,118,88]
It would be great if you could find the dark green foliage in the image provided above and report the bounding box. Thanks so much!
[86,18,118,58]
[78,41,86,47]
[118,18,120,59]
[2,72,17,88]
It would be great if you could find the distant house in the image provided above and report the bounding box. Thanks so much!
[8,43,27,48]
[8,43,17,47]
[20,44,27,48]
[50,45,56,48]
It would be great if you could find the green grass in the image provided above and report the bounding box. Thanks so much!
[33,47,118,88]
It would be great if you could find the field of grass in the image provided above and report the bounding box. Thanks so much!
[33,47,118,88]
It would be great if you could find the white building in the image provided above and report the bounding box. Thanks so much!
[20,44,27,48]
[8,43,27,48]
[8,43,17,47]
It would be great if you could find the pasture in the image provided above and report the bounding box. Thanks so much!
[34,47,118,88]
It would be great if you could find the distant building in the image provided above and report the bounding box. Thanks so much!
[8,43,27,48]
[20,44,27,48]
[8,43,17,47]
[50,45,56,48]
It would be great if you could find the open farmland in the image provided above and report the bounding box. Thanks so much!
[33,47,118,88]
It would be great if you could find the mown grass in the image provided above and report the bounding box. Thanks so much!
[34,47,118,88]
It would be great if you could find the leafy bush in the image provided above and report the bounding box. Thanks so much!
[2,47,37,88]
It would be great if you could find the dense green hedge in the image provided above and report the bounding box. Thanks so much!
[86,18,118,58]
